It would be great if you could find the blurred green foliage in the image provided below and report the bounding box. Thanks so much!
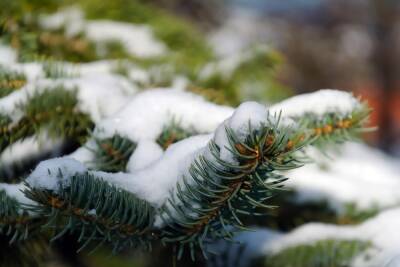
[259,239,370,267]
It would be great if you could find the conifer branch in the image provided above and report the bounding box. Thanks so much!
[0,86,93,152]
[92,135,137,172]
[0,190,40,243]
[24,172,156,252]
[264,239,370,267]
[0,67,27,98]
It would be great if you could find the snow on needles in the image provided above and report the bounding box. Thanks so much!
[285,143,400,212]
[0,44,17,64]
[39,7,167,58]
[0,73,137,123]
[95,88,234,142]
[26,135,212,207]
[26,157,87,191]
[86,21,167,58]
[214,101,269,163]
[26,89,365,207]
[259,207,400,267]
[221,207,400,267]
[25,101,274,206]
[126,141,164,172]
[0,183,34,207]
[269,89,361,117]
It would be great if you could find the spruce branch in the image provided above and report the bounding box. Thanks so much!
[157,119,198,150]
[159,101,371,259]
[264,239,370,267]
[0,66,27,98]
[92,135,137,172]
[3,89,372,261]
[294,102,372,147]
[24,172,156,253]
[0,189,41,243]
[0,86,93,152]
[159,116,305,259]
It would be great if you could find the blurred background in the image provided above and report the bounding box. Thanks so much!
[150,0,400,155]
[216,0,400,155]
[1,0,400,266]
[197,0,400,156]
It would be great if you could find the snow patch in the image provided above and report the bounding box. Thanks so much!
[0,73,137,123]
[126,141,164,172]
[214,101,268,163]
[0,133,62,166]
[270,89,361,117]
[95,89,234,142]
[39,7,166,58]
[67,140,97,165]
[86,21,167,58]
[26,157,87,191]
[226,208,400,267]
[286,143,400,212]
[0,183,34,206]
[0,44,17,64]
[260,208,400,267]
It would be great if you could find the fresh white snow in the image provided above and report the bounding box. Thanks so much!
[270,89,361,117]
[385,255,400,267]
[0,73,137,123]
[39,7,167,58]
[222,207,400,267]
[214,101,269,163]
[86,21,167,58]
[265,208,400,267]
[0,44,17,64]
[67,139,97,164]
[26,157,87,191]
[285,143,400,212]
[0,183,35,206]
[0,133,62,166]
[95,88,234,142]
[126,140,164,172]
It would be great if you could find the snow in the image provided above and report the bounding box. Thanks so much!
[26,134,210,208]
[39,7,166,58]
[67,140,96,164]
[199,50,253,80]
[0,133,62,166]
[126,141,164,172]
[285,143,400,212]
[223,208,400,267]
[26,157,87,191]
[95,89,234,142]
[0,183,34,206]
[8,63,44,81]
[39,6,84,37]
[0,73,137,123]
[0,44,17,64]
[385,255,400,267]
[260,208,400,267]
[199,45,270,80]
[214,102,268,163]
[64,74,136,123]
[213,101,294,163]
[269,89,361,117]
[25,94,345,208]
[97,134,212,207]
[207,8,270,57]
[86,21,167,58]
[127,67,150,85]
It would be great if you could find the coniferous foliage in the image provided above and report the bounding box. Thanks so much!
[0,1,387,267]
